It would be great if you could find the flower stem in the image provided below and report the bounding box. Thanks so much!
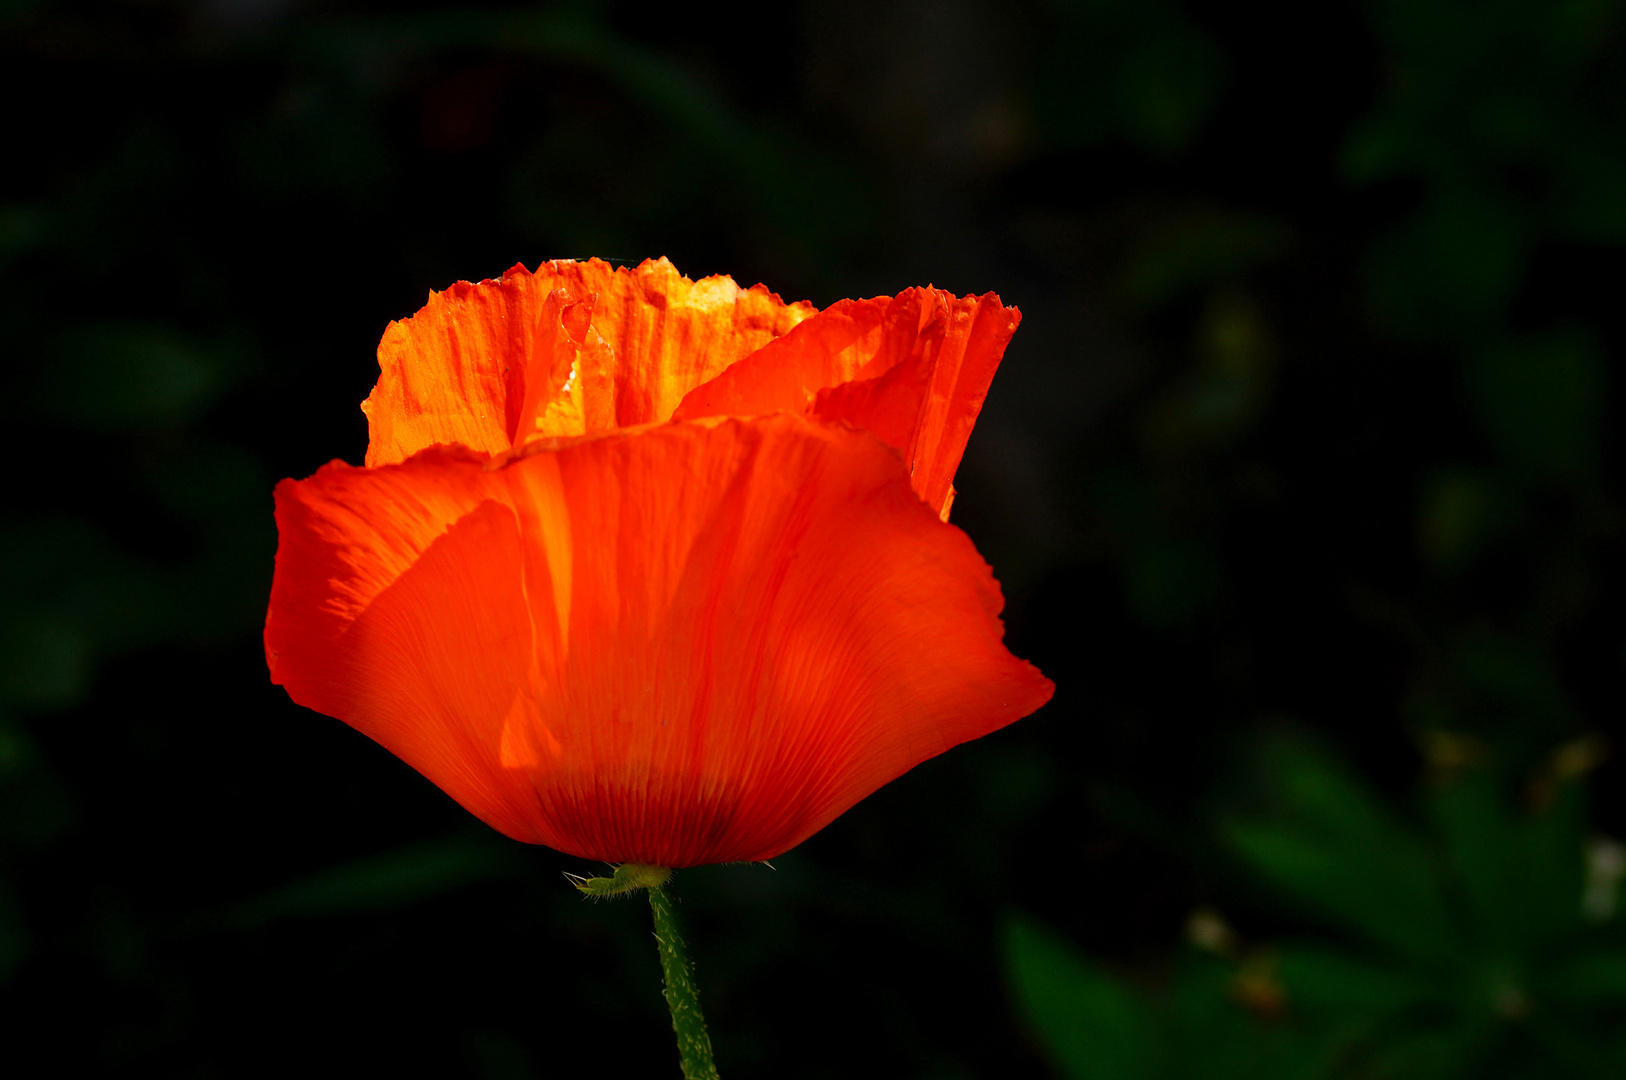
[648,883,720,1080]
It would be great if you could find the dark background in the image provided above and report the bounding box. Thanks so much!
[3,0,1625,1076]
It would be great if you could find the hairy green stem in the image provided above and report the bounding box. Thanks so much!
[648,883,720,1080]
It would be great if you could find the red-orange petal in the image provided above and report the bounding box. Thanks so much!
[673,288,1021,519]
[670,296,892,418]
[266,416,1053,866]
[362,258,814,466]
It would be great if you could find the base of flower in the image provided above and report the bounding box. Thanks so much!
[566,862,672,896]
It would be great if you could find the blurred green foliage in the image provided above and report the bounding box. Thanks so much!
[1034,0,1227,155]
[1008,739,1626,1079]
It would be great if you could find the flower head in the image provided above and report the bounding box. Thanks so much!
[265,258,1052,867]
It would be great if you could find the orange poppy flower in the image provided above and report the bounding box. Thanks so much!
[265,258,1053,868]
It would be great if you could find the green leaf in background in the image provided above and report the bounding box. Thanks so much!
[1273,942,1441,1021]
[1035,0,1226,156]
[33,322,244,434]
[1550,138,1626,244]
[1428,768,1520,954]
[1360,186,1530,339]
[1004,912,1385,1080]
[1004,914,1160,1080]
[1450,631,1579,740]
[1541,950,1626,1007]
[1416,467,1519,576]
[1514,771,1592,947]
[0,518,175,710]
[1091,472,1224,630]
[1121,211,1291,312]
[1426,745,1591,961]
[1225,743,1461,967]
[223,833,526,928]
[0,203,48,269]
[1209,735,1626,1077]
[1359,1027,1484,1080]
[1463,326,1607,485]
[1162,952,1327,1080]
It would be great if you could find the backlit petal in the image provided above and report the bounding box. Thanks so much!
[675,288,1020,519]
[265,447,558,840]
[670,297,892,418]
[363,258,813,466]
[266,416,1053,866]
